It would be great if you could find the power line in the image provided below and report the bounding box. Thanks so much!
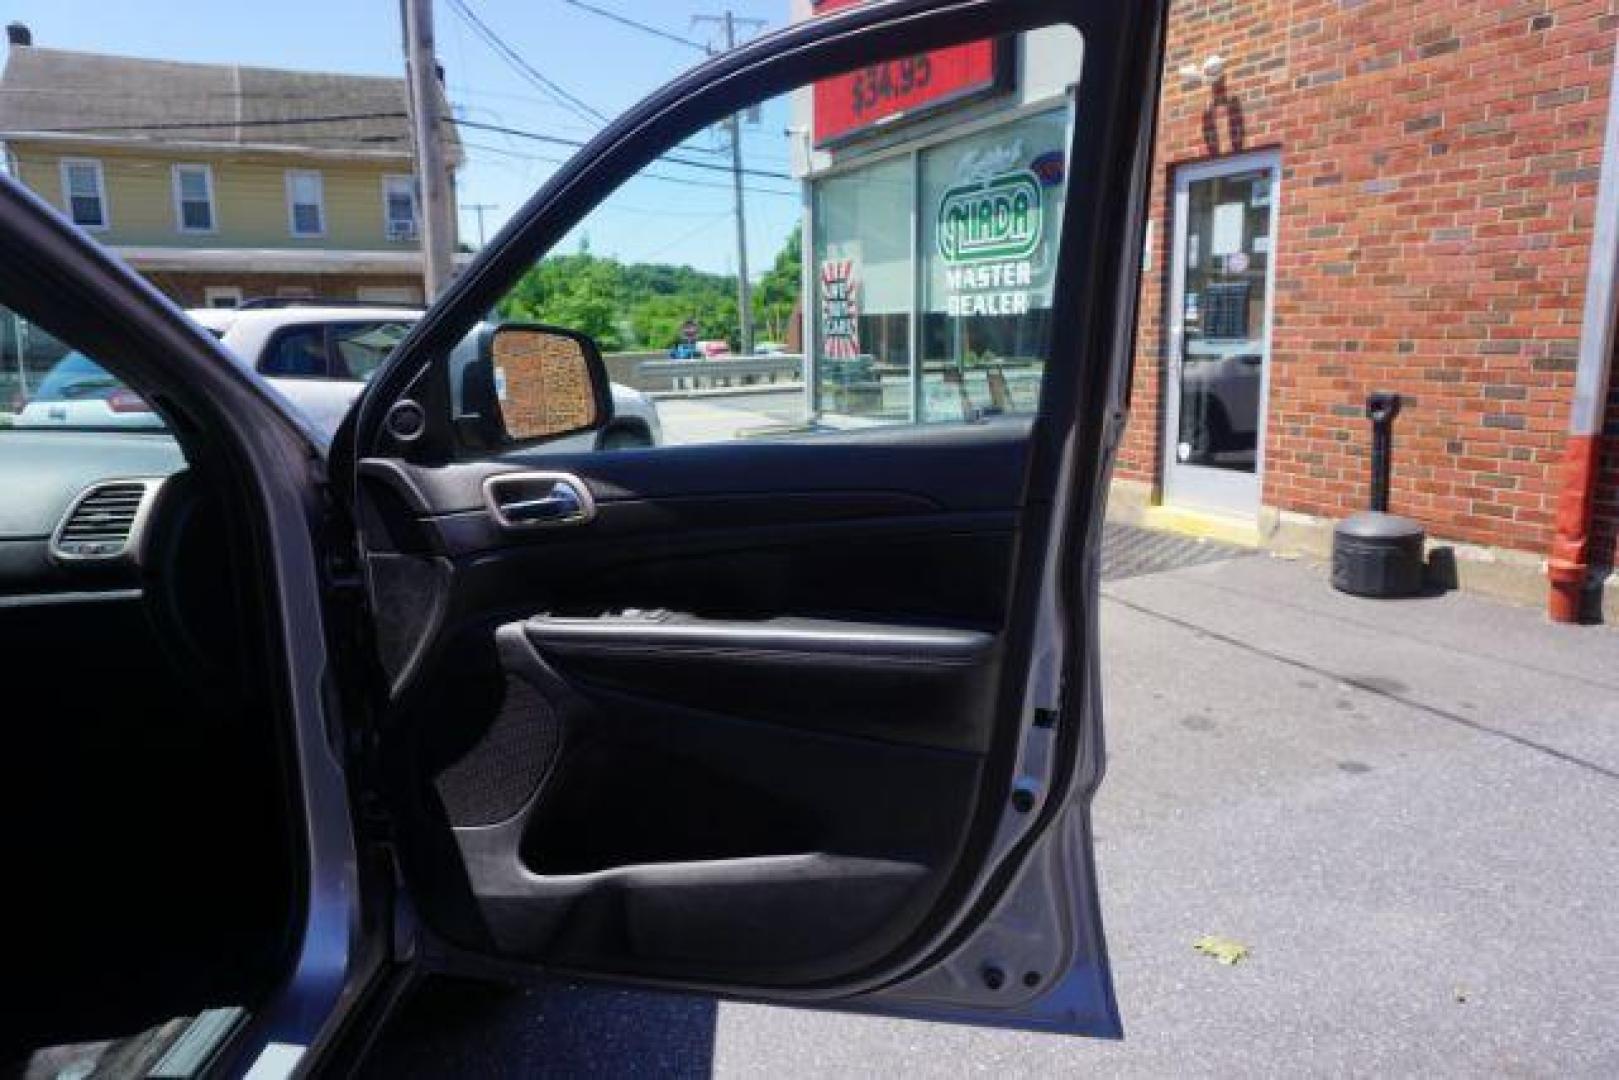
[561,0,711,53]
[8,111,408,135]
[8,116,797,195]
[456,138,567,166]
[458,137,797,198]
[446,1,782,173]
[450,83,778,164]
[448,83,612,128]
[627,210,735,264]
[445,0,610,128]
[449,116,794,181]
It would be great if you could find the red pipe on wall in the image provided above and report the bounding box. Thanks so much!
[1549,435,1604,623]
[1549,39,1619,623]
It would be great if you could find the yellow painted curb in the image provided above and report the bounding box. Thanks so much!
[1137,506,1263,549]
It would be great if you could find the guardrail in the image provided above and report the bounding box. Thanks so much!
[636,354,804,392]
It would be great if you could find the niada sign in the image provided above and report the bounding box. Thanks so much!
[936,170,1043,265]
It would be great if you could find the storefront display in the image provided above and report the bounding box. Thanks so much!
[921,111,1068,422]
[809,108,1071,425]
[811,154,913,420]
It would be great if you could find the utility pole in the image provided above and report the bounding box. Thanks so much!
[725,86,754,356]
[693,10,767,355]
[461,202,498,248]
[402,0,455,300]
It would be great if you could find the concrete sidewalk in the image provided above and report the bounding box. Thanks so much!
[366,547,1619,1077]
[712,554,1619,1076]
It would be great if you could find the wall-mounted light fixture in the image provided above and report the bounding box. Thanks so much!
[1177,55,1227,85]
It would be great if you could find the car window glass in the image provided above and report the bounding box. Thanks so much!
[332,322,411,381]
[2,312,164,431]
[473,27,1082,451]
[259,327,331,379]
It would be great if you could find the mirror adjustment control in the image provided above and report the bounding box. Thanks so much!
[385,399,427,442]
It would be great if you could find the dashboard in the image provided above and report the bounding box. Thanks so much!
[0,428,186,600]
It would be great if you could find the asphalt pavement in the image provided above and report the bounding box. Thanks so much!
[363,535,1619,1078]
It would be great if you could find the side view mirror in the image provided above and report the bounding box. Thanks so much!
[468,323,614,446]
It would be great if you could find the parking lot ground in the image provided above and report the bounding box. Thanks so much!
[364,540,1619,1078]
[651,388,807,445]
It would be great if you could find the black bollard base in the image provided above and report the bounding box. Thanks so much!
[1332,511,1427,598]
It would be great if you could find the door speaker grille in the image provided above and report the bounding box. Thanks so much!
[434,675,561,827]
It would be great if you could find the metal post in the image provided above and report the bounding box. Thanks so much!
[724,13,753,356]
[907,149,923,425]
[1370,419,1391,513]
[695,9,766,355]
[1365,391,1402,514]
[12,309,30,399]
[402,0,455,300]
[461,202,496,249]
[800,181,819,422]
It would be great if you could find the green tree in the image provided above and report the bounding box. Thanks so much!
[496,229,803,354]
[752,224,802,344]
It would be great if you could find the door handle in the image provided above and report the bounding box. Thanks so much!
[502,488,583,522]
[483,472,596,529]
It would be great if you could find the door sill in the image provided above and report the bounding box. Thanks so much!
[1138,504,1262,548]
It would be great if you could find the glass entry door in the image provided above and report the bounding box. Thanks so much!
[1163,152,1280,517]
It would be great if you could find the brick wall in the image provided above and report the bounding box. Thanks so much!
[1124,0,1619,559]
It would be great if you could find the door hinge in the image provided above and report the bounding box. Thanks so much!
[1103,408,1129,452]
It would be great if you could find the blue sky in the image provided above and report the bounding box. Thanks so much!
[6,0,799,277]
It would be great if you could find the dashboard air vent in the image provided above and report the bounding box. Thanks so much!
[52,479,160,561]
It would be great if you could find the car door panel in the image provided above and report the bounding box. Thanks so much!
[357,419,1024,984]
[341,0,1166,1036]
[447,619,981,984]
[525,614,1000,752]
[362,418,1033,524]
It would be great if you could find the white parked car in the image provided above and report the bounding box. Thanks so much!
[189,304,663,449]
[12,349,163,428]
[18,303,663,452]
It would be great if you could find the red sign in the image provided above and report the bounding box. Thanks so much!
[812,0,1004,147]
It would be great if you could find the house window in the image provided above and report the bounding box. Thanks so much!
[383,176,418,241]
[285,170,325,237]
[172,164,216,233]
[203,286,242,308]
[60,159,108,230]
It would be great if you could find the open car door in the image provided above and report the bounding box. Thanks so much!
[337,0,1164,1036]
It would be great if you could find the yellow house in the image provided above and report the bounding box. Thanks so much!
[0,24,460,307]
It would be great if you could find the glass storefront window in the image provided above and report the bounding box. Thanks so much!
[808,106,1073,427]
[812,155,914,424]
[919,109,1069,423]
